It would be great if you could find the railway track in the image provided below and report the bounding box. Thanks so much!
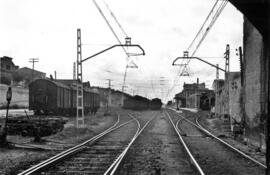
[115,111,200,174]
[166,108,266,175]
[165,110,204,175]
[104,113,156,175]
[18,113,138,175]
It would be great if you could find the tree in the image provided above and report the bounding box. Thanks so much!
[12,71,24,82]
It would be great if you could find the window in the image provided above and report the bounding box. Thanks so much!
[6,65,10,70]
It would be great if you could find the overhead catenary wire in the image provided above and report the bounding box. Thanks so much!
[92,0,128,55]
[99,0,139,93]
[166,0,228,101]
[92,0,134,95]
[102,0,129,38]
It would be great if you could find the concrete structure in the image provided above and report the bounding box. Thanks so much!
[0,84,28,108]
[228,72,242,124]
[213,79,226,117]
[242,17,267,150]
[213,72,242,128]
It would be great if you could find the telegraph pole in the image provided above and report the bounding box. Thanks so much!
[225,44,230,73]
[215,64,219,117]
[29,58,39,81]
[106,79,112,111]
[216,64,219,79]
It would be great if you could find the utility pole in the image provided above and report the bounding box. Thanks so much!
[54,71,57,80]
[238,47,243,86]
[73,62,76,86]
[215,64,219,118]
[76,29,84,128]
[106,79,112,111]
[29,58,39,81]
[224,44,232,130]
[225,44,230,73]
[216,64,219,79]
[195,78,199,109]
[75,28,145,124]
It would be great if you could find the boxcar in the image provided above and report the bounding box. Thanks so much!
[29,79,71,115]
[29,79,100,115]
[149,98,162,110]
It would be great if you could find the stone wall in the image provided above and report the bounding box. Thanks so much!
[0,84,28,108]
[243,17,266,150]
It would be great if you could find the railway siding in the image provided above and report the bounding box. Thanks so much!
[167,109,265,175]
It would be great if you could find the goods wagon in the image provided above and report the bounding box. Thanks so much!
[149,98,162,110]
[29,79,100,115]
[123,95,150,110]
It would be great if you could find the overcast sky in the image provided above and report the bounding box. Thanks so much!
[0,0,243,102]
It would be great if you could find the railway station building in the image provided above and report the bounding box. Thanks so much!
[174,80,214,110]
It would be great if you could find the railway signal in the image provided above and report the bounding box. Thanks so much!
[0,87,12,147]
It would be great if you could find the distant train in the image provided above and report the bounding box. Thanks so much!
[29,79,100,115]
[149,98,162,110]
[123,95,162,110]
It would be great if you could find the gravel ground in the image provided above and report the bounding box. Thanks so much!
[167,109,265,175]
[116,111,198,175]
[40,112,138,174]
[185,110,266,165]
[0,109,118,175]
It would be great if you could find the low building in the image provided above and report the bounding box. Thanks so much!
[14,67,46,86]
[92,87,131,108]
[174,79,214,110]
[0,56,19,85]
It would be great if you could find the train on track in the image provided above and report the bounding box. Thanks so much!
[29,79,100,115]
[123,95,162,110]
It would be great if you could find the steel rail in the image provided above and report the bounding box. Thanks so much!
[104,114,140,175]
[176,119,187,136]
[165,111,205,175]
[109,114,156,175]
[167,108,267,169]
[195,118,267,169]
[18,114,133,175]
[105,114,156,175]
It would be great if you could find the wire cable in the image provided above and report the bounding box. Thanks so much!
[102,0,129,38]
[166,0,228,101]
[92,0,128,55]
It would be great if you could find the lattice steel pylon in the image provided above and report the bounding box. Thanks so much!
[225,44,230,72]
[76,29,84,128]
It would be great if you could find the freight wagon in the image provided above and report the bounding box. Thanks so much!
[123,95,162,110]
[29,79,100,115]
